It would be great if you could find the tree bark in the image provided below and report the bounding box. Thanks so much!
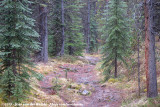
[144,0,158,98]
[38,4,48,63]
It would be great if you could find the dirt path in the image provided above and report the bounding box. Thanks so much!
[39,56,123,107]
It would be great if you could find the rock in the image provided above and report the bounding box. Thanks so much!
[67,88,71,91]
[101,84,106,87]
[81,90,90,95]
[87,69,92,72]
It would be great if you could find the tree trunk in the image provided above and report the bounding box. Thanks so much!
[59,0,65,56]
[38,4,48,63]
[137,33,141,97]
[93,1,98,52]
[144,0,158,98]
[86,0,91,53]
[134,0,141,97]
[12,49,17,75]
[115,53,117,78]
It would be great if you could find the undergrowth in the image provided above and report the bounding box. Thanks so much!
[55,55,79,63]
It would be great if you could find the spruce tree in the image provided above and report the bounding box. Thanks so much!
[90,1,98,53]
[101,0,130,79]
[49,0,63,56]
[0,0,39,103]
[49,0,84,56]
[65,0,84,56]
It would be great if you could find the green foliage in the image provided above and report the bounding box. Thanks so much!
[52,78,62,92]
[48,0,62,56]
[64,0,84,56]
[0,68,15,102]
[12,76,27,103]
[52,85,62,92]
[32,71,44,81]
[89,3,99,53]
[0,0,39,103]
[49,0,84,56]
[146,97,160,107]
[101,0,131,78]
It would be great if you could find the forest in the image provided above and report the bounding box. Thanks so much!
[0,0,160,107]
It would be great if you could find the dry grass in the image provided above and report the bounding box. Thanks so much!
[25,77,64,106]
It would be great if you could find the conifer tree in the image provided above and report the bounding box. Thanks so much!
[65,0,84,56]
[49,0,63,56]
[0,0,39,103]
[49,0,84,56]
[101,0,130,79]
[37,2,48,63]
[90,1,98,53]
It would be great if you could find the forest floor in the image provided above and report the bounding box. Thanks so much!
[39,55,124,107]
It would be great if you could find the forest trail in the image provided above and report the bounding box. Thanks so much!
[39,55,123,107]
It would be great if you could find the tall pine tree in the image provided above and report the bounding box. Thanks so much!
[65,0,84,56]
[101,0,130,79]
[90,1,99,53]
[49,0,63,56]
[0,0,39,103]
[49,0,84,56]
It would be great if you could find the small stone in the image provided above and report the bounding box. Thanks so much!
[68,88,71,90]
[101,84,106,87]
[81,90,90,95]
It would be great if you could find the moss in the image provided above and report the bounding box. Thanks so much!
[44,72,49,75]
[68,83,82,90]
[108,78,118,83]
[144,89,147,92]
[88,91,92,96]
[39,3,47,8]
[125,84,131,88]
[0,98,3,105]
